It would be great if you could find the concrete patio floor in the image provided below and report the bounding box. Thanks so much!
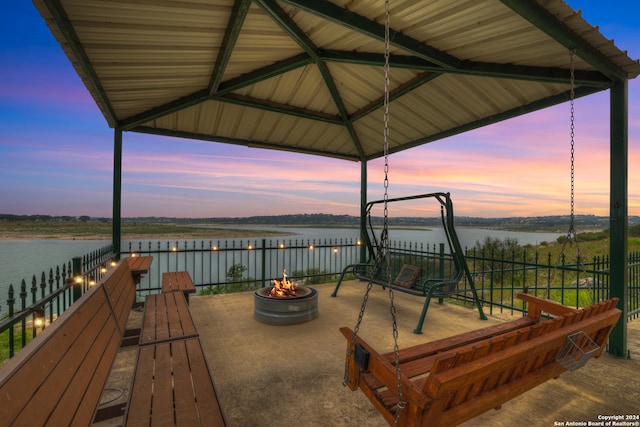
[101,281,639,426]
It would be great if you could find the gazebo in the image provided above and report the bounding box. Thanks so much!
[33,0,639,356]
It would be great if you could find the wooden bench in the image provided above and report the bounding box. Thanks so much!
[340,294,621,427]
[0,259,136,426]
[128,285,227,425]
[125,337,227,426]
[0,258,227,426]
[162,271,196,303]
[140,291,199,345]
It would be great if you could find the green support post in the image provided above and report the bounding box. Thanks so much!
[360,160,368,264]
[112,128,123,260]
[608,80,629,358]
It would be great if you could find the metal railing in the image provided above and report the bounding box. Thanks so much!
[2,238,639,362]
[0,245,115,360]
[462,247,636,317]
[126,238,364,295]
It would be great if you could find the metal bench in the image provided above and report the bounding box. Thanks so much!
[331,193,487,334]
[340,294,621,426]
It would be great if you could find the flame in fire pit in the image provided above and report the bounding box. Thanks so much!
[270,269,298,297]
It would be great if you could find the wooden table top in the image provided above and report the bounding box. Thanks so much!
[162,271,196,294]
[126,256,153,274]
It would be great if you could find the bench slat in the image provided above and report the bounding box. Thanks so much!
[125,346,155,426]
[103,260,137,333]
[184,338,227,425]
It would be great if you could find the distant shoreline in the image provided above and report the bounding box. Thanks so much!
[0,221,294,241]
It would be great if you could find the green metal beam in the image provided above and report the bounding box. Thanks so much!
[460,60,611,88]
[256,0,366,160]
[321,50,611,88]
[279,0,460,69]
[253,0,320,58]
[367,85,603,160]
[123,54,314,129]
[208,0,253,94]
[216,93,343,124]
[112,129,123,259]
[41,0,117,127]
[351,72,442,122]
[131,125,361,161]
[216,53,314,95]
[120,89,210,130]
[499,0,627,81]
[608,80,629,358]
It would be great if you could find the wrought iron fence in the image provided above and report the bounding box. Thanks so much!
[2,238,639,362]
[461,247,629,317]
[0,245,114,360]
[126,237,364,296]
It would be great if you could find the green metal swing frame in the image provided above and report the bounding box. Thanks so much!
[331,192,487,333]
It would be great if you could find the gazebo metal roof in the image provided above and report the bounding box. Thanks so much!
[32,0,639,356]
[33,0,639,162]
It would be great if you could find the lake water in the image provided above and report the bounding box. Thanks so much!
[0,226,561,313]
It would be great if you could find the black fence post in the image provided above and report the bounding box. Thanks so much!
[8,284,15,358]
[261,239,266,287]
[72,256,82,302]
[438,243,445,304]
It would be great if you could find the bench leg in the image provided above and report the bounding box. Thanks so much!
[413,289,438,334]
[331,264,360,297]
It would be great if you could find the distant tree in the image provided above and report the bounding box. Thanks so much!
[78,215,91,222]
[226,264,247,282]
[469,236,523,285]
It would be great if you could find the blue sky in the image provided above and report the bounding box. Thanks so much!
[1,2,639,218]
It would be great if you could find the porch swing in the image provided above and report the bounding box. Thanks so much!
[330,191,487,334]
[338,3,621,426]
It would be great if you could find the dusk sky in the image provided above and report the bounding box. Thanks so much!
[1,2,639,219]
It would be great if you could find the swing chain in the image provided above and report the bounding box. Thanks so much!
[548,49,593,304]
[342,1,405,424]
[382,1,405,423]
[569,48,576,240]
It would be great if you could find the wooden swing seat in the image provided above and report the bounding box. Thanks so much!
[341,293,621,427]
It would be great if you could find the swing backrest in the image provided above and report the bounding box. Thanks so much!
[363,192,468,287]
[420,298,620,427]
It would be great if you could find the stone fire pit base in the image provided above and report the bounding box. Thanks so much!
[254,286,319,325]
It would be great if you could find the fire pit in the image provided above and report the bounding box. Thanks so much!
[254,269,318,325]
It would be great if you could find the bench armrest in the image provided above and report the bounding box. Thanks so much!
[517,293,579,320]
[415,278,458,296]
[339,327,431,409]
